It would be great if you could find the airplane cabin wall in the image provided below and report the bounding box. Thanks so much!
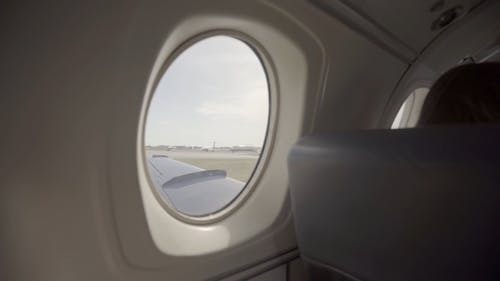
[383,0,500,126]
[1,0,499,280]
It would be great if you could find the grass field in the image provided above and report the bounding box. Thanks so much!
[147,149,259,182]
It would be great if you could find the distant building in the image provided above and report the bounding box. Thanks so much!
[230,146,260,153]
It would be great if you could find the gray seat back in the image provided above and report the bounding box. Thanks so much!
[288,127,500,281]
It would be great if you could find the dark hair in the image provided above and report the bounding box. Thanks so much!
[418,62,500,125]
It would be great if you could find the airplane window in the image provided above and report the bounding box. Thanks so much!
[144,35,269,217]
[391,88,429,129]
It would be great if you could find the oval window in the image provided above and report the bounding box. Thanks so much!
[144,35,269,217]
[391,88,429,129]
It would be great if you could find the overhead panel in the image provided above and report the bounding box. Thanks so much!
[312,0,484,59]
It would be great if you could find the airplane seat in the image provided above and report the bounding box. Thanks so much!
[288,63,500,281]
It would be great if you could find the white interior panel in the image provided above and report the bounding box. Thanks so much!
[340,0,483,50]
[135,15,308,256]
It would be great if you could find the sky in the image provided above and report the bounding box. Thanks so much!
[145,36,269,147]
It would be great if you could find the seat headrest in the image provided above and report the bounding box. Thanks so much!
[419,62,500,125]
[289,127,500,281]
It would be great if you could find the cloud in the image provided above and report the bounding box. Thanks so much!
[145,35,269,147]
[196,88,268,121]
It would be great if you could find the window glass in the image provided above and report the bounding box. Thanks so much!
[144,36,269,217]
[391,88,429,129]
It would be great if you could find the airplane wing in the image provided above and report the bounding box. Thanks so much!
[147,154,245,216]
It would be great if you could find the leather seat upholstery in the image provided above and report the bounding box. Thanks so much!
[289,63,500,280]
